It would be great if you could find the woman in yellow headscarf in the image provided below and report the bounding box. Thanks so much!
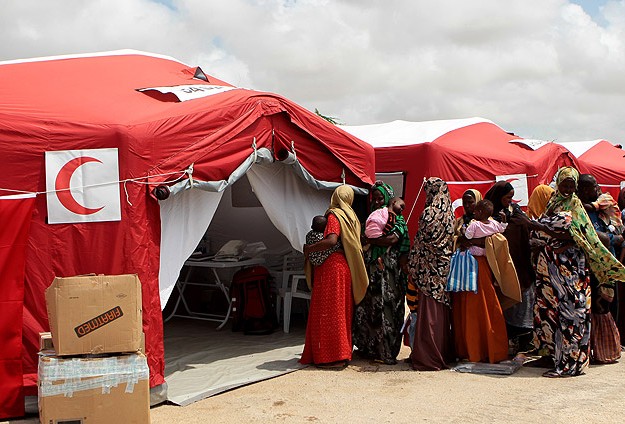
[533,166,625,377]
[301,185,367,368]
[527,184,555,219]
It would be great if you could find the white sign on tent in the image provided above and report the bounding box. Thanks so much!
[495,174,529,207]
[138,84,238,102]
[45,148,121,224]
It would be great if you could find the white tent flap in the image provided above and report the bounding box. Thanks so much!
[158,188,224,308]
[247,161,332,253]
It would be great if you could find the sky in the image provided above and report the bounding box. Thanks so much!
[1,0,624,144]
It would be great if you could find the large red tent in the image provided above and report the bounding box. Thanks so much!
[342,118,577,237]
[0,50,374,418]
[557,140,625,199]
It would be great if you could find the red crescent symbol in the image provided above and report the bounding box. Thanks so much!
[55,156,105,215]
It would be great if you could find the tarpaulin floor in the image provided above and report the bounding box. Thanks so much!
[163,317,306,406]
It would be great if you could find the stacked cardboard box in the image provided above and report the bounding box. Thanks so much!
[38,274,150,424]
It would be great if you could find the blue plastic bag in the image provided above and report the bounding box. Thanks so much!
[445,249,478,293]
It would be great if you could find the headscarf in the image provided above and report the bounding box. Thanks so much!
[546,166,625,297]
[370,181,395,212]
[453,189,482,248]
[466,189,483,203]
[484,181,514,216]
[485,180,534,288]
[527,184,555,219]
[593,192,623,232]
[408,178,455,306]
[461,189,483,225]
[326,185,369,304]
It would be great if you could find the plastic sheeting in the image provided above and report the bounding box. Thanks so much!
[163,319,305,406]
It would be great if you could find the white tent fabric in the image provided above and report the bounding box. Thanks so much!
[554,140,604,158]
[158,188,224,307]
[247,160,332,253]
[341,117,493,148]
[158,157,333,310]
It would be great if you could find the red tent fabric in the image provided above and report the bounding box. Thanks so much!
[573,140,625,199]
[343,119,577,237]
[0,195,35,419]
[0,50,375,403]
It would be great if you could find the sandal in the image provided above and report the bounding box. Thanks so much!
[372,358,397,365]
[542,369,572,378]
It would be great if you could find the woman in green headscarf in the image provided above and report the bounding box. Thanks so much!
[301,185,368,368]
[533,166,625,377]
[353,181,410,364]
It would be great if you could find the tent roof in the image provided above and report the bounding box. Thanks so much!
[341,117,495,148]
[554,140,606,158]
[0,49,234,125]
[569,140,625,189]
[0,50,374,190]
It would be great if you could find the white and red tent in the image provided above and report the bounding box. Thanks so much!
[556,140,625,199]
[0,50,375,417]
[342,118,577,237]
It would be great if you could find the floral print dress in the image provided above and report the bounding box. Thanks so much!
[532,212,591,376]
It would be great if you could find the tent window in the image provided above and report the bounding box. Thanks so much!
[231,175,262,207]
[375,172,405,198]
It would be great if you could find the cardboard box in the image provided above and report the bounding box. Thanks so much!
[45,274,142,356]
[39,332,54,352]
[38,352,150,424]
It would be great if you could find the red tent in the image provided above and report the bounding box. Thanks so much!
[0,50,374,418]
[342,118,577,237]
[557,140,625,199]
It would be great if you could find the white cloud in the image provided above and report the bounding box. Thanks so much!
[1,0,624,143]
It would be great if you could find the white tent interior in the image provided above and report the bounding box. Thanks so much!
[158,149,366,307]
[154,151,369,405]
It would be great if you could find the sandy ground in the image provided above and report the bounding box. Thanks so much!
[8,344,625,424]
[153,344,625,424]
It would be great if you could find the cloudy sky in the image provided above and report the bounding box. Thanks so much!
[1,0,624,143]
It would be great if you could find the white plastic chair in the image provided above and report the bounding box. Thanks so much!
[275,251,308,332]
[282,271,310,333]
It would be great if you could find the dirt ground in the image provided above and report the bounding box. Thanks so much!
[8,344,625,424]
[149,344,625,424]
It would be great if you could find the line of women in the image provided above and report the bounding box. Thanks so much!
[300,167,625,378]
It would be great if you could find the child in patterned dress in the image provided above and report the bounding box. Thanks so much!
[306,215,340,266]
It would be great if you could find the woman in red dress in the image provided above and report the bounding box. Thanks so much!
[301,185,368,368]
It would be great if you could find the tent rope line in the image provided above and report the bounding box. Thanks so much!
[406,177,426,224]
[0,169,189,200]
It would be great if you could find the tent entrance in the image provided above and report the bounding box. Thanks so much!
[158,161,333,405]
